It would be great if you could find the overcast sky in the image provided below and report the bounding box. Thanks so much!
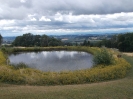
[0,0,133,36]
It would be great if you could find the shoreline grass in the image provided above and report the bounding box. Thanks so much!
[0,46,131,85]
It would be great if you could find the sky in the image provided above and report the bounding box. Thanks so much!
[0,0,133,36]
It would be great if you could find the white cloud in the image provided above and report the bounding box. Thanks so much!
[54,12,63,21]
[39,16,51,22]
[0,20,15,26]
[27,14,37,21]
[20,0,26,3]
[30,18,37,21]
[0,7,3,13]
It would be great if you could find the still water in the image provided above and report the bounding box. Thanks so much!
[8,51,93,72]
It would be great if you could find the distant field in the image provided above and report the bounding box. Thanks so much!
[0,52,133,99]
[123,52,133,56]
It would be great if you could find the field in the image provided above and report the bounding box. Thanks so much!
[0,50,133,99]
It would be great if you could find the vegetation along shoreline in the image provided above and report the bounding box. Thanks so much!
[0,46,131,85]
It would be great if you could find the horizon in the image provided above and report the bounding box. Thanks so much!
[0,0,133,36]
[2,32,129,37]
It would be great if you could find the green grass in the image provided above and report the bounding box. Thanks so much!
[0,50,133,99]
[0,77,133,99]
[122,55,133,78]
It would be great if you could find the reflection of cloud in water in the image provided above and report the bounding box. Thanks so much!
[9,51,93,72]
[54,51,78,59]
[42,52,48,58]
[41,51,78,59]
[29,53,36,58]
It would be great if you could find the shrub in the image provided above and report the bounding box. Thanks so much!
[93,47,114,66]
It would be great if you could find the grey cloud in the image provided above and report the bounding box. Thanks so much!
[1,0,133,20]
[0,0,32,8]
[0,0,133,36]
[31,0,133,15]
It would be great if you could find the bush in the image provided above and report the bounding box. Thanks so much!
[93,48,114,66]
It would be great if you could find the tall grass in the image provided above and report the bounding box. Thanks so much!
[10,62,29,70]
[0,51,6,65]
[1,46,98,54]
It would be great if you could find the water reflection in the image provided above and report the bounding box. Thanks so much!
[9,51,93,72]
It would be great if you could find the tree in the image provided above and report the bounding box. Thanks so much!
[40,34,49,47]
[87,40,90,46]
[49,37,62,46]
[93,48,114,66]
[0,34,3,46]
[12,33,63,47]
[33,35,41,46]
[82,40,90,46]
[117,33,133,52]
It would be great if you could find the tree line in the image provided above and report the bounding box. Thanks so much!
[12,33,63,47]
[94,32,133,52]
[1,32,133,52]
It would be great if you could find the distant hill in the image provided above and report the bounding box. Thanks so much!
[3,36,16,44]
[3,36,16,41]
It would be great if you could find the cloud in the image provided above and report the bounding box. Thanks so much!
[0,0,133,36]
[20,0,27,3]
[1,0,133,20]
[39,16,51,22]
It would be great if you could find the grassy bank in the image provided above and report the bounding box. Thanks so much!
[1,46,97,54]
[0,46,131,85]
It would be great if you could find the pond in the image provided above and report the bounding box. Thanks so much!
[8,51,93,72]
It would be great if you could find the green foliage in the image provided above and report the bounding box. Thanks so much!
[0,34,2,46]
[96,32,133,52]
[1,46,14,54]
[93,48,114,66]
[82,40,90,46]
[117,33,133,52]
[12,33,63,47]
